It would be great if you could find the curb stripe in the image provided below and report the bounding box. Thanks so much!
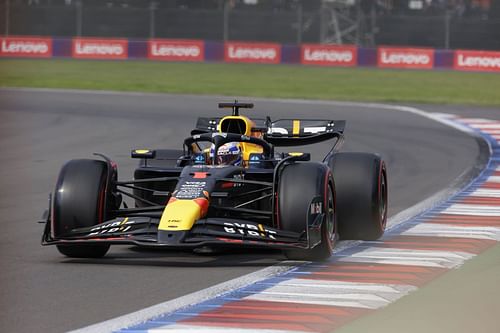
[402,223,500,241]
[367,235,495,254]
[295,262,446,286]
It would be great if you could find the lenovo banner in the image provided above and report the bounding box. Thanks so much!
[378,47,434,69]
[301,44,357,66]
[224,42,281,64]
[0,36,52,58]
[454,50,500,72]
[148,39,204,61]
[72,38,128,59]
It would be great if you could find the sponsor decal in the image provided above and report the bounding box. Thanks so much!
[212,132,228,138]
[192,164,226,169]
[268,125,326,135]
[454,50,500,72]
[301,44,357,66]
[72,38,128,59]
[175,181,207,199]
[310,202,323,215]
[193,172,208,179]
[223,222,277,239]
[378,47,434,69]
[88,218,134,236]
[148,39,204,62]
[225,42,281,64]
[0,36,52,58]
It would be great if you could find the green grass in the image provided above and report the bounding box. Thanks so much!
[1,59,500,106]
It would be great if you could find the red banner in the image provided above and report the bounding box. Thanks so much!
[224,42,281,64]
[148,39,204,61]
[72,38,128,59]
[454,50,500,72]
[0,36,52,58]
[378,47,434,69]
[301,44,357,66]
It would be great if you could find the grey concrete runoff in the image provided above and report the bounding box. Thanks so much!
[0,88,495,332]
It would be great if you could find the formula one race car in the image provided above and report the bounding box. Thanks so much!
[41,102,387,261]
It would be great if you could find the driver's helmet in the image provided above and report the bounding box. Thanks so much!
[210,142,243,166]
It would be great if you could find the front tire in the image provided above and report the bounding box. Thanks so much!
[52,159,111,258]
[278,163,337,261]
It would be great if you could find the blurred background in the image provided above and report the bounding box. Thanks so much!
[1,0,499,50]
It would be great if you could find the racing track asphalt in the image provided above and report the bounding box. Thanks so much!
[0,89,489,332]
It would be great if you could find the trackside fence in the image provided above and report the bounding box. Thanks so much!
[1,36,500,73]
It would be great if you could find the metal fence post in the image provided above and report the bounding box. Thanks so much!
[370,3,377,47]
[149,1,156,38]
[319,3,325,43]
[296,2,303,45]
[5,0,10,35]
[223,0,229,41]
[355,0,361,45]
[76,0,82,36]
[444,10,451,49]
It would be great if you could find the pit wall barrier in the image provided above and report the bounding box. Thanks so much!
[1,36,499,73]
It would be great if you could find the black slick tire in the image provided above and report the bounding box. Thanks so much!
[52,159,111,258]
[330,152,388,240]
[278,163,337,261]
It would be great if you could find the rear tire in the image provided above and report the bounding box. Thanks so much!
[330,153,388,240]
[53,159,111,258]
[278,163,337,261]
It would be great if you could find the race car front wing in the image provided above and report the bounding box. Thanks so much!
[41,215,322,250]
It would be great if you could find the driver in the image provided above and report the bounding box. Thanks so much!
[209,142,243,166]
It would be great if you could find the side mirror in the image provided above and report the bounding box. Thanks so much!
[131,149,156,159]
[286,152,311,161]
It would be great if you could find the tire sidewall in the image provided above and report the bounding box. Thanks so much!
[329,152,387,240]
[278,163,337,260]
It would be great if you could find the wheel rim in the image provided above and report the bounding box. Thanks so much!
[379,171,387,227]
[326,184,335,243]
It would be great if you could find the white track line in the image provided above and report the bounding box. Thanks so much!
[256,279,412,294]
[470,189,500,197]
[243,292,389,309]
[146,326,306,333]
[402,223,500,241]
[337,247,473,268]
[442,204,500,216]
[469,124,500,129]
[485,176,500,183]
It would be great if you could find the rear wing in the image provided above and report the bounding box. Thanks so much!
[191,117,221,135]
[192,117,345,147]
[191,117,268,135]
[265,119,345,146]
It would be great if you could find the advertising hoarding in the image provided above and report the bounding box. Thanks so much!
[301,44,357,66]
[224,42,281,64]
[378,47,434,69]
[148,39,204,61]
[0,36,52,58]
[72,38,128,59]
[454,50,500,72]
